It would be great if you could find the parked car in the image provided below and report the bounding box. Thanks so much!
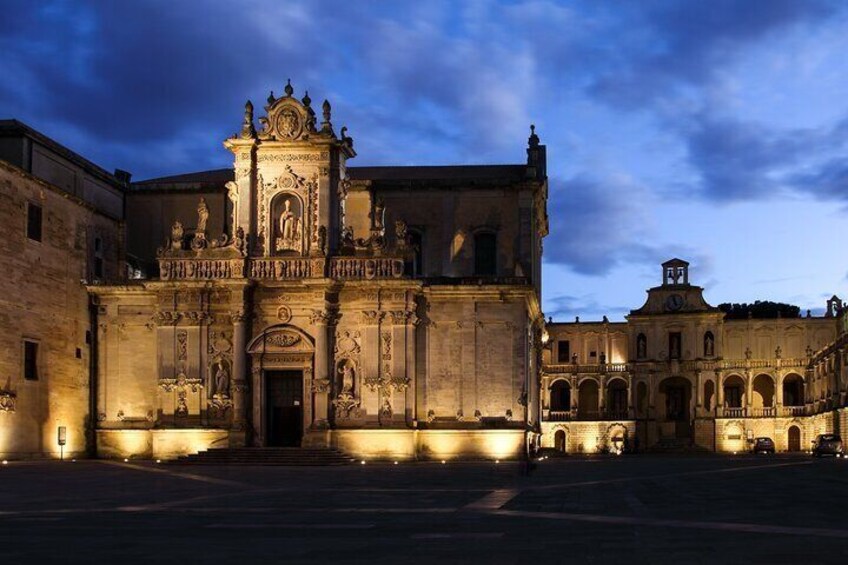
[751,437,775,454]
[812,434,844,457]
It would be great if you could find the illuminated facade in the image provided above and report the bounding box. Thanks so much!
[87,83,548,460]
[540,259,848,453]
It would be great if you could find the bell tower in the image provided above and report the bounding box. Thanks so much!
[223,80,356,258]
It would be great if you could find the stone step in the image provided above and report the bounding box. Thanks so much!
[169,447,355,466]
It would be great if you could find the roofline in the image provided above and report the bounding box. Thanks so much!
[0,119,127,191]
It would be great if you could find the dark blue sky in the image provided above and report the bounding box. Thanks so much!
[2,0,847,319]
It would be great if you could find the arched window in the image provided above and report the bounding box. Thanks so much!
[636,333,647,359]
[473,231,497,276]
[703,331,715,357]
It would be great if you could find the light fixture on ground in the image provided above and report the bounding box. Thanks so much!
[57,426,66,461]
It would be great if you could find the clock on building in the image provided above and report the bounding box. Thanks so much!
[665,294,685,311]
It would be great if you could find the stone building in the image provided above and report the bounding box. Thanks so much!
[540,259,847,454]
[88,83,549,460]
[0,120,125,459]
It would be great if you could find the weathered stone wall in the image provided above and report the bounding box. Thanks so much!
[0,162,121,458]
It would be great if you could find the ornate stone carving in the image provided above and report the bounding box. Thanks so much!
[0,391,16,413]
[177,331,188,361]
[275,196,303,253]
[310,379,331,393]
[381,331,392,361]
[309,309,333,326]
[332,390,361,419]
[359,310,384,325]
[265,332,302,348]
[335,330,361,358]
[170,221,184,250]
[257,152,330,162]
[277,305,293,323]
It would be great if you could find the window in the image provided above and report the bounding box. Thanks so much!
[27,202,42,242]
[473,232,497,276]
[93,236,104,279]
[557,340,570,363]
[23,340,39,381]
[669,332,682,360]
[409,230,423,276]
[725,386,742,408]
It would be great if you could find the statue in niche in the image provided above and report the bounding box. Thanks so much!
[170,221,184,250]
[637,334,647,359]
[212,360,230,398]
[339,361,355,393]
[372,197,386,232]
[196,197,209,233]
[275,197,302,252]
[704,333,714,357]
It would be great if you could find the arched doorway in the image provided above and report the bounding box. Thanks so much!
[783,374,805,412]
[554,429,567,453]
[752,374,775,415]
[577,379,600,419]
[606,378,628,419]
[723,374,745,415]
[550,380,571,414]
[658,377,692,438]
[788,425,801,452]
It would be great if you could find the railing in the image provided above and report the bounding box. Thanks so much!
[547,410,572,422]
[722,407,745,418]
[544,363,628,374]
[781,406,806,417]
[543,409,634,422]
[329,257,405,280]
[751,407,775,417]
[544,358,812,375]
[159,258,246,280]
[250,257,318,279]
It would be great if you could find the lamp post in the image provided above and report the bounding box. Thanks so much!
[57,426,67,461]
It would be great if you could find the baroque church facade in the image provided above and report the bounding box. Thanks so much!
[87,83,549,460]
[0,82,846,460]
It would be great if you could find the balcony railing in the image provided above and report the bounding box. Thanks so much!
[782,405,807,417]
[722,407,745,418]
[543,409,634,422]
[547,410,572,422]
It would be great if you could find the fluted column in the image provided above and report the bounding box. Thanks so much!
[230,309,248,446]
[309,310,332,429]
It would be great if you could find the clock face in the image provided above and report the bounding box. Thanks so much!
[665,294,685,311]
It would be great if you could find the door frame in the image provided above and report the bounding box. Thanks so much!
[264,370,305,446]
[247,325,315,447]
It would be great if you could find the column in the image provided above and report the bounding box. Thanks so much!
[776,373,784,410]
[744,370,753,416]
[716,372,724,415]
[404,310,418,426]
[309,310,331,428]
[598,375,606,417]
[230,310,248,446]
[627,374,634,419]
[571,375,579,417]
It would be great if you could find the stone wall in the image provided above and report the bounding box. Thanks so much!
[0,161,121,458]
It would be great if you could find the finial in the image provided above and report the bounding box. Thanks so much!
[267,90,275,104]
[302,90,311,107]
[528,124,540,148]
[284,78,294,97]
[241,100,256,139]
[321,99,334,135]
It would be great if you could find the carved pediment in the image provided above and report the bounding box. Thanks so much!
[247,325,314,354]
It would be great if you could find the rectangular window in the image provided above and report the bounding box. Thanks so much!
[94,257,104,278]
[23,341,39,380]
[589,351,597,358]
[27,202,43,242]
[557,340,570,363]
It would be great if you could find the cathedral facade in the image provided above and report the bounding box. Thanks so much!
[87,84,549,460]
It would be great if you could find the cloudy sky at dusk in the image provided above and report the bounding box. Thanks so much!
[2,0,847,320]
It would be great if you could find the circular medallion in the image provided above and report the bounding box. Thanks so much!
[275,108,302,139]
[277,305,292,323]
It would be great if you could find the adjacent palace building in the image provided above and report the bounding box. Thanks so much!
[1,83,846,461]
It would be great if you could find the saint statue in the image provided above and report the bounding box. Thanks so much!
[704,333,714,357]
[275,198,301,252]
[339,363,355,393]
[196,197,209,233]
[170,221,184,249]
[214,363,230,397]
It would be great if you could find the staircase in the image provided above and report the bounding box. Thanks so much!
[170,447,355,466]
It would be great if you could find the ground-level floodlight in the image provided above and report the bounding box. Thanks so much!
[57,426,67,461]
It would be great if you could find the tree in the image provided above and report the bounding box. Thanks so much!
[718,301,801,320]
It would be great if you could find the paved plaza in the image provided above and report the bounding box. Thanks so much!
[2,454,848,563]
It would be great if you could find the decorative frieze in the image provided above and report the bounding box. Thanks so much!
[257,152,329,162]
[329,257,404,280]
[159,258,246,280]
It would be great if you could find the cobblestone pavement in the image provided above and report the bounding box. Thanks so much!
[2,454,847,564]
